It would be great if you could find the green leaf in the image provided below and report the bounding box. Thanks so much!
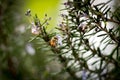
[97,33,107,37]
[28,35,39,42]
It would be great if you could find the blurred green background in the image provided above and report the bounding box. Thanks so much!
[24,0,61,29]
[0,0,67,80]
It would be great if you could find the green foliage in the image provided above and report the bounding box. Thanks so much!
[0,0,56,80]
[26,0,120,80]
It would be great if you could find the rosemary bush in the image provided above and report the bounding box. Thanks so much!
[26,0,120,80]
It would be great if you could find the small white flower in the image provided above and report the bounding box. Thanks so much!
[25,9,31,16]
[31,23,40,35]
[56,35,63,46]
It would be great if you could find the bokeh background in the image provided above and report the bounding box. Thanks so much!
[0,0,66,80]
[24,0,61,29]
[1,0,120,80]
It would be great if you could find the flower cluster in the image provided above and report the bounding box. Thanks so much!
[25,9,62,47]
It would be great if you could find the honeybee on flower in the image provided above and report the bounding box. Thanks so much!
[50,35,62,47]
[50,36,58,47]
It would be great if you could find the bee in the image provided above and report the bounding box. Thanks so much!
[50,36,58,47]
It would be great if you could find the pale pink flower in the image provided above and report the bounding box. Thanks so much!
[31,23,40,35]
[56,35,63,46]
